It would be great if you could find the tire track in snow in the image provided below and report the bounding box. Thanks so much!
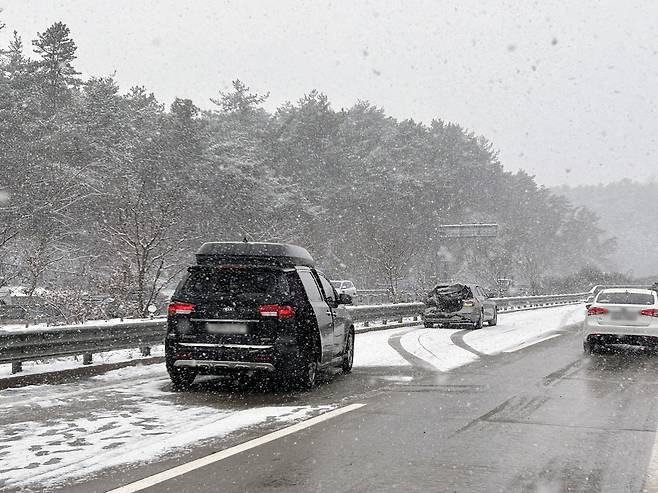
[450,329,489,358]
[387,329,436,373]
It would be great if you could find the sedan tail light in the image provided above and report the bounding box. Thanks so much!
[258,304,295,320]
[168,302,195,315]
[640,308,658,317]
[587,306,609,316]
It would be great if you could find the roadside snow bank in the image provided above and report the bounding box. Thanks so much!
[353,326,412,367]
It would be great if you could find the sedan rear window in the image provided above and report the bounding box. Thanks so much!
[180,268,290,302]
[596,292,655,305]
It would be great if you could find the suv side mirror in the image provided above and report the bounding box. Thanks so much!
[585,303,592,310]
[338,293,353,305]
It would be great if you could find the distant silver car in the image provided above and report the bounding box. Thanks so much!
[583,288,658,353]
[330,280,357,297]
[422,283,497,329]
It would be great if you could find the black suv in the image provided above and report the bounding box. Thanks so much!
[165,242,355,389]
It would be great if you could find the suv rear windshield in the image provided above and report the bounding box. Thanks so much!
[179,268,291,302]
[596,292,655,305]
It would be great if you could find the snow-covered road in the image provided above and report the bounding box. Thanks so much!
[351,303,584,372]
[0,371,329,489]
[0,304,585,491]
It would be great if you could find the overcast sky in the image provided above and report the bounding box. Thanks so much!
[2,0,657,187]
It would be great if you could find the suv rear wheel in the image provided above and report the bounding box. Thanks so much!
[293,349,318,389]
[168,368,197,390]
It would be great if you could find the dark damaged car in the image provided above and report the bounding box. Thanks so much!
[165,242,355,389]
[422,283,497,329]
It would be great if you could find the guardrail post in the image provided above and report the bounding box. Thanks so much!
[83,353,93,365]
[140,346,151,357]
[11,361,22,374]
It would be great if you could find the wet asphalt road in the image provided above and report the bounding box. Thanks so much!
[38,321,658,493]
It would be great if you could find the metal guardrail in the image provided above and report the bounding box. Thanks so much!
[0,319,165,373]
[492,292,588,310]
[348,302,424,323]
[0,293,586,374]
[357,289,390,295]
[353,290,419,305]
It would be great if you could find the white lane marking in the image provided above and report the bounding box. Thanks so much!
[105,402,367,493]
[503,334,561,353]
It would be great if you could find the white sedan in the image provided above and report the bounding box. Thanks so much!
[330,280,357,297]
[583,288,658,353]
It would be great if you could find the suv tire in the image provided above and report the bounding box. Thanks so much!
[294,350,318,389]
[342,328,355,373]
[169,368,197,390]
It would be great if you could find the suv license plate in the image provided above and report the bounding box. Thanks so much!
[206,323,248,334]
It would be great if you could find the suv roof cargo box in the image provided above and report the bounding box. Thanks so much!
[195,242,315,267]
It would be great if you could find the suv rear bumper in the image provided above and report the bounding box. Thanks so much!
[165,338,301,374]
[177,342,274,350]
[173,360,275,371]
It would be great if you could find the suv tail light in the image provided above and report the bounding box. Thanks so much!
[258,304,295,320]
[640,308,658,317]
[168,302,195,315]
[587,306,609,316]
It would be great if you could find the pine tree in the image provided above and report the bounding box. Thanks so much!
[32,22,80,114]
[210,79,268,114]
[7,31,25,69]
